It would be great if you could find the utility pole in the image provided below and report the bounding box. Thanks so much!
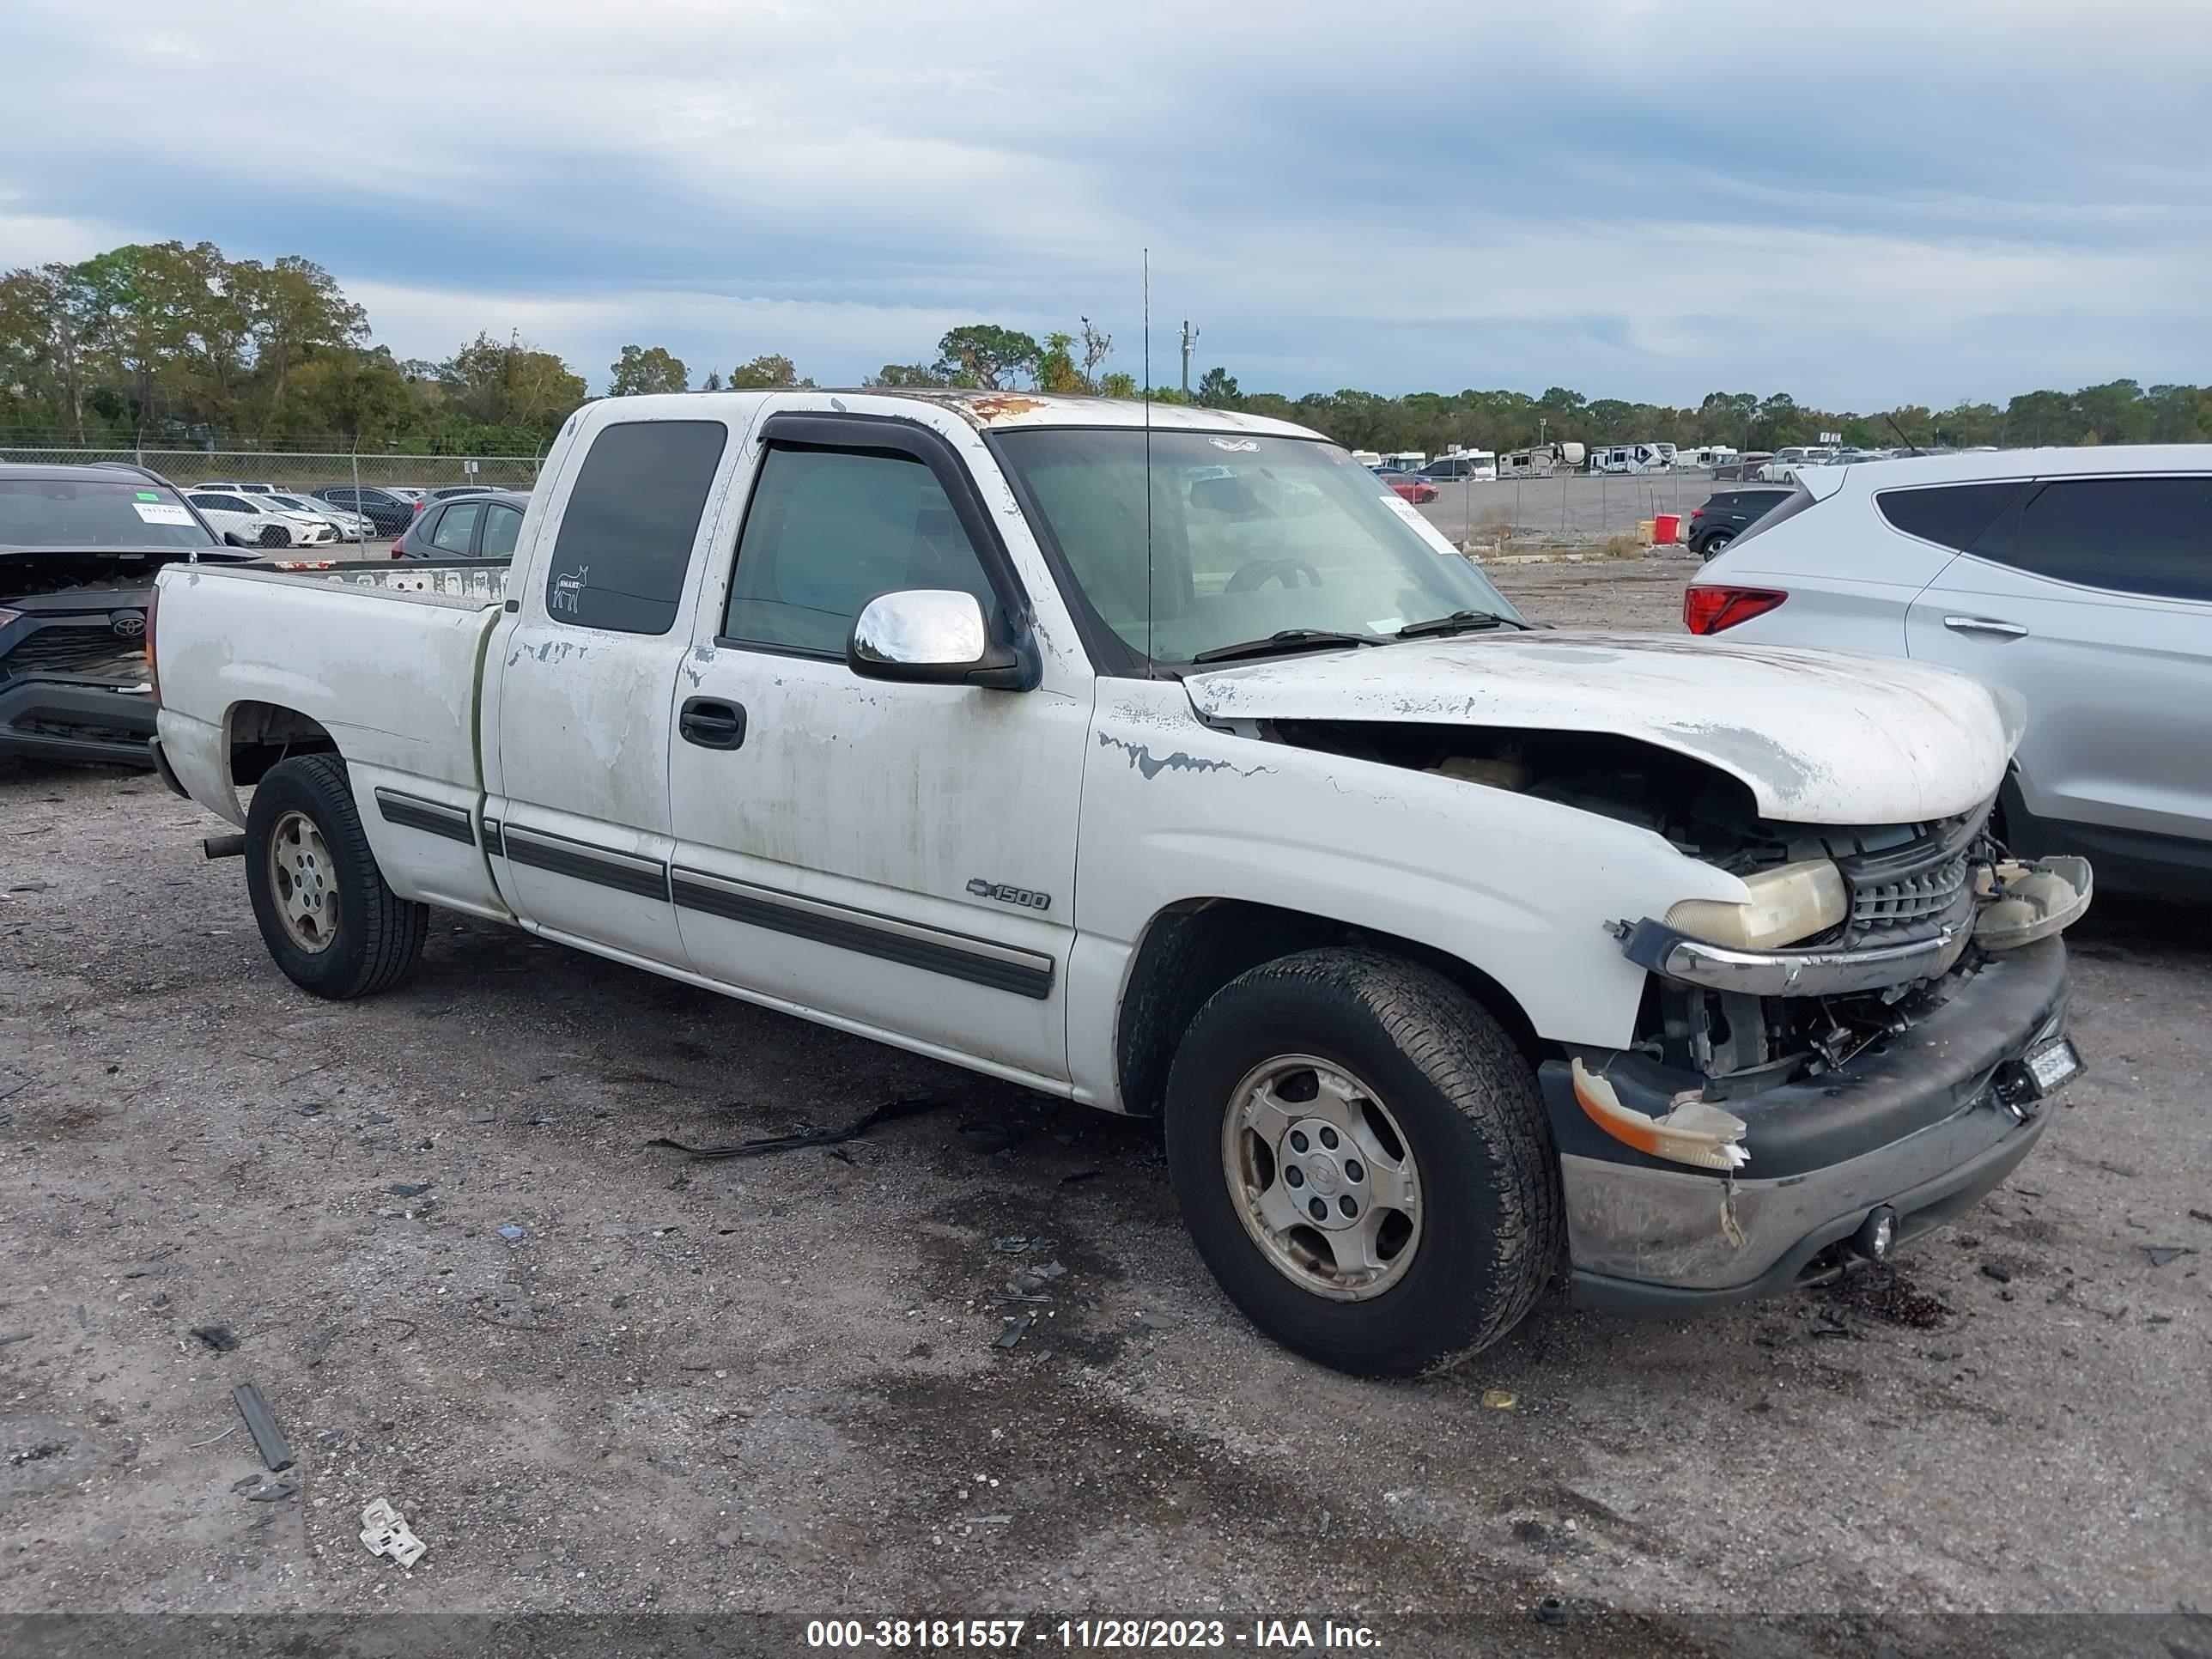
[1179,319,1198,398]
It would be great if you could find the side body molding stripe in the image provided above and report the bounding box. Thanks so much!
[671,868,1055,1000]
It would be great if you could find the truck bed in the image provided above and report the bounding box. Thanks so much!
[153,560,506,830]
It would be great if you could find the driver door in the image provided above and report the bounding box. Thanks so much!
[665,419,1087,1085]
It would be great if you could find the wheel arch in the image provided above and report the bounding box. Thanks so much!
[1114,897,1543,1119]
[226,700,341,799]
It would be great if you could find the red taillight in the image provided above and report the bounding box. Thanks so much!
[1684,585,1787,635]
[1690,507,1707,520]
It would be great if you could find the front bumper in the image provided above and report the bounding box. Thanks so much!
[1620,915,1972,995]
[0,676,157,764]
[1546,939,2074,1311]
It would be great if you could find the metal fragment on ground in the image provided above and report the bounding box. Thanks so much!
[233,1382,295,1472]
[992,1313,1034,1350]
[359,1497,427,1567]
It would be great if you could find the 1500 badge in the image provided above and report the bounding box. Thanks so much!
[967,878,1051,912]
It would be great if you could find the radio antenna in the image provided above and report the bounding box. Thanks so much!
[1142,246,1154,678]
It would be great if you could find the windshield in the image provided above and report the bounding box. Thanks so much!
[994,429,1523,669]
[0,477,217,550]
[266,495,321,513]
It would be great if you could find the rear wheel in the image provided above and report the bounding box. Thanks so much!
[245,755,428,999]
[1164,948,1562,1376]
[1698,528,1735,560]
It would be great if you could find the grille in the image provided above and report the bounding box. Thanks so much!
[3,623,144,679]
[1850,851,1972,932]
[1837,805,1990,940]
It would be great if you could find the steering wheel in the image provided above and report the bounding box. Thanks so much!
[1224,557,1324,592]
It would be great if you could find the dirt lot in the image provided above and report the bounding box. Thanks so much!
[3,558,2208,1646]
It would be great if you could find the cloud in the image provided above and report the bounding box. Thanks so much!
[3,0,2209,405]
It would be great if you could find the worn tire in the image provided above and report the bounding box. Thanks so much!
[1164,948,1562,1377]
[244,754,428,999]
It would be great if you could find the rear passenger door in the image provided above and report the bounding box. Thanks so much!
[426,500,482,557]
[1906,473,2212,847]
[486,413,744,966]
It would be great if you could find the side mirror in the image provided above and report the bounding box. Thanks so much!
[847,589,1034,690]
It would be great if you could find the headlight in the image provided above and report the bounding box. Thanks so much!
[1665,859,1847,950]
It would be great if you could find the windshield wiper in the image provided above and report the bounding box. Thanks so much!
[1395,609,1531,640]
[1188,629,1383,665]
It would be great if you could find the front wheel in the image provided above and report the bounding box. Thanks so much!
[245,754,428,999]
[1164,948,1562,1377]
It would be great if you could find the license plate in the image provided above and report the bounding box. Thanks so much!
[2025,1038,2082,1094]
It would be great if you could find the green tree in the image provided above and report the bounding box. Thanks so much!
[440,331,587,431]
[1036,331,1086,394]
[933,324,1041,390]
[727,353,805,389]
[281,346,414,444]
[866,362,950,388]
[1195,366,1241,408]
[0,263,98,440]
[235,255,366,420]
[609,343,690,396]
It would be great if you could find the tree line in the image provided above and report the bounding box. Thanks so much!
[5,240,2208,456]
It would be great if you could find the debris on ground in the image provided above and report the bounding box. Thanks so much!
[233,1382,295,1472]
[496,1224,527,1243]
[0,1332,31,1347]
[386,1182,433,1198]
[302,1325,342,1369]
[1059,1169,1103,1185]
[647,1095,950,1160]
[988,1236,1052,1255]
[1132,1310,1178,1332]
[965,1513,1013,1526]
[1481,1389,1519,1411]
[2140,1245,2197,1267]
[1823,1264,1950,1328]
[243,1480,298,1503]
[1534,1595,1568,1625]
[189,1324,240,1352]
[359,1498,427,1568]
[992,1313,1035,1350]
[1980,1261,2014,1284]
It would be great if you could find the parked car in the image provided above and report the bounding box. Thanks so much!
[0,463,251,764]
[263,491,370,542]
[1421,453,1496,482]
[1686,486,1796,558]
[201,480,279,495]
[151,390,2088,1377]
[184,489,338,549]
[1382,475,1439,504]
[392,490,529,561]
[311,486,419,538]
[1688,445,2211,895]
[428,483,524,500]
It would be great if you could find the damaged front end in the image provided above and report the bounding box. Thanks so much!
[1554,796,2091,1312]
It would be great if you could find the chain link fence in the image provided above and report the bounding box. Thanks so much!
[0,446,544,495]
[1420,467,1723,553]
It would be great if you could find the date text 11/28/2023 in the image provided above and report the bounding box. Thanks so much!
[804,1619,1382,1650]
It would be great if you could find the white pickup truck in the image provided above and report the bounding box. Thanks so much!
[149,390,2089,1376]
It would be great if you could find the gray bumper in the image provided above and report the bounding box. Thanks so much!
[1552,940,2073,1310]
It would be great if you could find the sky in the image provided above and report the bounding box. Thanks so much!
[4,0,2209,406]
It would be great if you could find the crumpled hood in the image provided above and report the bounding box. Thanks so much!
[1182,630,2022,825]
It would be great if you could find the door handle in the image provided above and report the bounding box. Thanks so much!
[1942,615,2029,638]
[678,696,747,750]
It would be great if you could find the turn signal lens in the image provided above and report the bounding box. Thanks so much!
[1666,859,1848,950]
[1684,584,1787,634]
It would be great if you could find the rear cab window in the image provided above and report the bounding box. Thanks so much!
[543,421,728,632]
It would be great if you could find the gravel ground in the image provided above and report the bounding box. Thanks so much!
[3,561,2207,1644]
[1419,472,1719,549]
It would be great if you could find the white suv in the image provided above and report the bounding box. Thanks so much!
[1687,446,2212,896]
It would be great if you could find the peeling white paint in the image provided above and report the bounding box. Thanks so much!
[1183,631,2015,824]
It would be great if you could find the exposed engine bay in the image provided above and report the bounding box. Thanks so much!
[1265,719,2091,1097]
